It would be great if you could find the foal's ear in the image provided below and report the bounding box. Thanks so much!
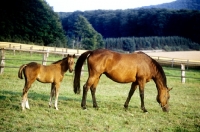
[73,54,76,58]
[168,87,173,91]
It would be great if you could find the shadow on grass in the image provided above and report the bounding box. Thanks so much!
[0,90,82,110]
[0,90,143,112]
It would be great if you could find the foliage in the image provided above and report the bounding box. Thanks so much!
[0,0,66,46]
[60,8,200,51]
[62,15,104,50]
[0,51,200,131]
[104,36,200,52]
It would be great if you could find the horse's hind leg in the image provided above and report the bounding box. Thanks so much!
[124,82,138,109]
[90,78,100,109]
[81,76,98,109]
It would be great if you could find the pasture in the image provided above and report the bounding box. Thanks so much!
[0,51,200,131]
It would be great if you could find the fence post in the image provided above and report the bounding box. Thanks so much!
[42,53,47,65]
[46,48,49,57]
[181,64,185,83]
[13,46,16,55]
[171,58,174,67]
[0,48,5,74]
[30,46,33,56]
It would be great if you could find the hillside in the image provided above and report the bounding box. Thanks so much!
[143,0,200,10]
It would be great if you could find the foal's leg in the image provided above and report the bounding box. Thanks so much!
[138,80,148,112]
[49,83,56,108]
[124,82,138,109]
[21,78,35,110]
[54,83,60,110]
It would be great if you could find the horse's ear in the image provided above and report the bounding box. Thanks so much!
[168,87,173,91]
[73,54,76,58]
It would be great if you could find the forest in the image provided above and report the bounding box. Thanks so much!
[0,0,200,51]
[60,8,200,51]
[0,0,66,46]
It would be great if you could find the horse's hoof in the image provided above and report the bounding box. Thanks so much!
[143,109,148,113]
[124,104,128,109]
[93,106,99,110]
[82,106,87,110]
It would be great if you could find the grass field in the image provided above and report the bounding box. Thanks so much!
[0,51,200,131]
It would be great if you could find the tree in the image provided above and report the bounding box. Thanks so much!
[68,15,104,50]
[0,0,66,46]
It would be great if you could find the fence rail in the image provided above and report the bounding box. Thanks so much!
[1,43,200,83]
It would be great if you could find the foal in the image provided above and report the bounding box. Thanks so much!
[18,54,75,110]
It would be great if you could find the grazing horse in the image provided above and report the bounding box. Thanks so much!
[73,49,172,112]
[18,54,75,110]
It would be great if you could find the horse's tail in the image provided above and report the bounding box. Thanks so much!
[18,64,27,79]
[73,50,92,94]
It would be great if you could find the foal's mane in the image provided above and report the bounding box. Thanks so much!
[52,57,67,64]
[138,52,167,87]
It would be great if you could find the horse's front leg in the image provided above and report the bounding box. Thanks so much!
[124,82,137,109]
[138,81,148,112]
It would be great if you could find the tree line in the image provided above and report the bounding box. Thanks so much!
[0,0,200,51]
[0,0,66,46]
[61,8,200,46]
[104,36,200,52]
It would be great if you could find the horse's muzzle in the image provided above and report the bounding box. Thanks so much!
[162,104,169,112]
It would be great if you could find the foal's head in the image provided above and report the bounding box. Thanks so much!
[157,87,172,112]
[66,54,76,73]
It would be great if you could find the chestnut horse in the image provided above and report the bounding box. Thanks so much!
[73,49,172,112]
[18,54,75,110]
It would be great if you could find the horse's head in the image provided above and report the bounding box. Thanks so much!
[157,87,172,112]
[67,54,76,73]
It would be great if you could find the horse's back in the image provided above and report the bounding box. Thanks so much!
[87,49,153,83]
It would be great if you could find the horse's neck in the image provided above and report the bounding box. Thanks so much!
[153,72,166,92]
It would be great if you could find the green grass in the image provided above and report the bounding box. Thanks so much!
[0,51,200,131]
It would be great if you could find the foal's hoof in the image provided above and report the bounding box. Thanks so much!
[54,107,59,110]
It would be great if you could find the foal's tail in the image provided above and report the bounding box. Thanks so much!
[18,64,27,79]
[73,50,92,94]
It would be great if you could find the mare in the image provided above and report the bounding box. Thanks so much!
[18,54,75,110]
[73,49,172,112]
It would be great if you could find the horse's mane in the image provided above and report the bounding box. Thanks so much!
[138,52,167,87]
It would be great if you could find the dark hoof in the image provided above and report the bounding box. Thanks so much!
[124,104,128,109]
[93,106,99,110]
[82,106,87,110]
[143,109,148,113]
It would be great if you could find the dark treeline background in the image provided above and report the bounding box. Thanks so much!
[0,0,200,51]
[60,8,200,51]
[0,0,66,46]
